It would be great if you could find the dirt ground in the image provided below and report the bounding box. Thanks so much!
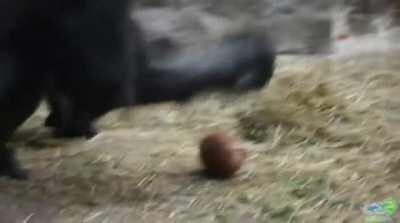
[1,38,400,223]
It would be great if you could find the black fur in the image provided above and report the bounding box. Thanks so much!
[0,0,276,179]
[45,34,276,138]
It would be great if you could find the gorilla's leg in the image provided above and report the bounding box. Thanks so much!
[45,93,98,138]
[0,57,46,180]
[44,2,139,139]
[44,77,98,139]
[44,71,134,140]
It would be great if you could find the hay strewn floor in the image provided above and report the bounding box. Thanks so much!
[0,50,399,223]
[239,51,400,222]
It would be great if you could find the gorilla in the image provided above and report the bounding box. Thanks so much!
[44,34,276,138]
[0,0,276,180]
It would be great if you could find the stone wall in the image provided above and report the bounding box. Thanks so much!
[133,0,399,55]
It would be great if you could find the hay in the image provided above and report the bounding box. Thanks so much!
[237,52,400,222]
[2,51,400,222]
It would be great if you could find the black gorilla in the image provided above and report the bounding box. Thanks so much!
[0,0,276,180]
[44,34,276,138]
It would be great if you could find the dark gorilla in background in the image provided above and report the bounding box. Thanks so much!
[45,34,276,138]
[0,0,276,179]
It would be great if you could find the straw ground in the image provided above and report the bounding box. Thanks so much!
[0,50,400,222]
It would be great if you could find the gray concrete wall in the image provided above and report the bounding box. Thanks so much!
[133,0,398,55]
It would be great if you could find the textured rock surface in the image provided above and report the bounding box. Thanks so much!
[134,0,399,56]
